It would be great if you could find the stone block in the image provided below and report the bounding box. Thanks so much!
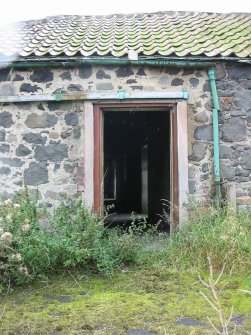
[131,85,143,90]
[220,163,235,179]
[246,110,251,123]
[165,67,180,75]
[30,70,53,83]
[228,65,251,80]
[188,166,196,179]
[136,67,146,76]
[182,68,194,75]
[126,79,137,84]
[189,77,199,88]
[64,112,78,126]
[20,83,41,93]
[64,161,76,173]
[194,125,213,141]
[0,130,5,142]
[158,76,169,86]
[234,90,251,109]
[0,157,24,167]
[34,143,68,162]
[96,82,114,90]
[0,68,11,81]
[61,129,72,139]
[195,112,208,123]
[235,167,250,177]
[23,132,47,144]
[204,99,213,111]
[0,84,16,95]
[16,144,31,157]
[189,180,195,193]
[202,163,209,172]
[188,141,207,161]
[59,71,72,80]
[7,134,17,143]
[115,66,134,78]
[236,197,251,205]
[25,113,58,128]
[0,143,10,153]
[96,69,111,79]
[241,80,251,89]
[44,191,65,200]
[0,167,11,174]
[49,132,59,139]
[215,63,226,80]
[230,110,246,116]
[222,117,246,142]
[241,148,251,170]
[171,78,184,86]
[0,111,14,128]
[24,162,48,186]
[67,84,83,91]
[13,74,24,81]
[73,126,81,139]
[79,65,93,79]
[219,145,233,159]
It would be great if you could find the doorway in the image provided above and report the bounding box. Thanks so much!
[93,104,179,232]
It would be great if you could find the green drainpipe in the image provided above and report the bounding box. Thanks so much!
[208,69,221,208]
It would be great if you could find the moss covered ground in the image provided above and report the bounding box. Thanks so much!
[0,266,250,335]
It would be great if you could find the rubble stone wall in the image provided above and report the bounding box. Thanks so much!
[0,63,250,210]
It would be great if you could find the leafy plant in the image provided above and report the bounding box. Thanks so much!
[0,190,149,286]
[0,197,31,285]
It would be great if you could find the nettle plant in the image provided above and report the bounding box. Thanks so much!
[0,199,31,284]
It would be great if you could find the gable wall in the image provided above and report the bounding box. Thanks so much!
[0,63,250,210]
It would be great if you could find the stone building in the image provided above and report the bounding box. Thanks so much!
[0,12,250,228]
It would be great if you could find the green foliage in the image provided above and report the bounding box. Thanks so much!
[137,205,251,274]
[0,190,145,286]
[0,189,250,290]
[0,196,32,285]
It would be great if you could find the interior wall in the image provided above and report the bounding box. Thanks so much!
[148,110,170,226]
[103,109,170,226]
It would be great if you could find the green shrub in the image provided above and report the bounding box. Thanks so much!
[50,201,142,274]
[0,198,31,284]
[0,190,145,286]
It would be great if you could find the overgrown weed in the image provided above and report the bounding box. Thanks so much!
[0,190,250,289]
[136,204,251,274]
[0,189,146,286]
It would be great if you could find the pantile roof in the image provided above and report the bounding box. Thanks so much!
[0,12,250,59]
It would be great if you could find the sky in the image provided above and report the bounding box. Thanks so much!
[0,0,251,24]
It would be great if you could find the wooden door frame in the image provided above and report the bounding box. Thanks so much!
[93,102,179,227]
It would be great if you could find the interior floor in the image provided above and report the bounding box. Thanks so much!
[103,109,171,230]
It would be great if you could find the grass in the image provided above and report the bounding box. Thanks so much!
[0,266,250,335]
[135,205,251,274]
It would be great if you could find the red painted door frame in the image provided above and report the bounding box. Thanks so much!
[93,103,179,225]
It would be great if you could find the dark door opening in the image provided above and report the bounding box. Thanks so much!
[103,109,171,230]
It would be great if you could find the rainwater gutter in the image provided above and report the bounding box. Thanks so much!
[2,58,216,69]
[208,69,221,208]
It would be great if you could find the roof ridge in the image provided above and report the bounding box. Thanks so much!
[3,11,251,25]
